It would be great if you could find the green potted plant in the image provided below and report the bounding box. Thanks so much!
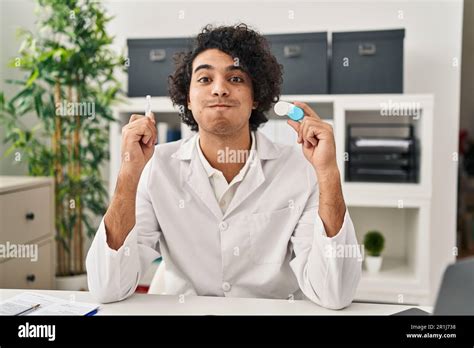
[363,230,385,274]
[0,0,125,289]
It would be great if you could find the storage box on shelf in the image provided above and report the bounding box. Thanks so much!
[127,38,193,97]
[330,29,405,94]
[265,32,329,95]
[110,94,441,305]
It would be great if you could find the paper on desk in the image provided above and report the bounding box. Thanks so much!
[0,292,57,315]
[0,292,99,316]
[0,301,34,315]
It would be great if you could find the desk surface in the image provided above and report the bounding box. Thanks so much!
[0,289,432,315]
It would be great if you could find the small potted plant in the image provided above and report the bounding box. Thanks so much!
[363,230,385,274]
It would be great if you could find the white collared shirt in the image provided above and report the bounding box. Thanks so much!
[86,130,362,309]
[195,131,256,213]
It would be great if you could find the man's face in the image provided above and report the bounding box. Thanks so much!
[187,48,257,136]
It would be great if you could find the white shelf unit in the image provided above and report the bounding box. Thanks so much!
[110,94,435,305]
[350,199,431,305]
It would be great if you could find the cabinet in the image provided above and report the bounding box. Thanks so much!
[0,176,55,289]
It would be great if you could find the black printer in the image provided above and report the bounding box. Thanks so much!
[345,123,419,183]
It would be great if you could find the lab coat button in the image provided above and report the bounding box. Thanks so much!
[219,221,228,231]
[222,282,232,292]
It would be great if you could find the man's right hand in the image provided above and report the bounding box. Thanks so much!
[120,113,158,176]
[103,113,157,250]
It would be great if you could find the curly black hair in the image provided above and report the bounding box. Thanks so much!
[168,23,283,132]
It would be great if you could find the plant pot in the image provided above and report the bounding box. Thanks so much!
[55,274,88,291]
[365,255,383,274]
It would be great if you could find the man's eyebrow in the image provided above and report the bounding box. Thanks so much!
[193,64,213,73]
[193,64,245,74]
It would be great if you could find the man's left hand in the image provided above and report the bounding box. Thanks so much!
[287,101,338,174]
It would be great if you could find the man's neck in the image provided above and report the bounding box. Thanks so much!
[198,127,252,183]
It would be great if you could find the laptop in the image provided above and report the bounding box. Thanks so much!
[393,257,474,315]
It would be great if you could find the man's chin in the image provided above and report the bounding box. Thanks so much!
[198,111,249,136]
[201,116,234,133]
[208,125,236,136]
[202,122,239,136]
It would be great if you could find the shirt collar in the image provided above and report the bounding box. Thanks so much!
[172,129,280,161]
[195,131,256,179]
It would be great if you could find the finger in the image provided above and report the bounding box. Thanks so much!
[128,116,155,134]
[287,120,302,144]
[292,101,321,120]
[301,119,325,147]
[146,121,158,145]
[299,118,310,144]
[305,129,317,146]
[298,119,305,143]
[132,121,156,145]
[148,120,158,146]
[289,120,302,143]
[151,122,158,145]
[129,114,143,124]
[147,111,156,124]
[141,116,157,145]
[287,119,300,133]
[304,125,319,146]
[309,120,334,142]
[129,113,156,131]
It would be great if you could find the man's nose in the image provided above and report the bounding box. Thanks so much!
[211,78,229,97]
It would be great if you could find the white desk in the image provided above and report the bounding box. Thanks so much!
[0,289,432,315]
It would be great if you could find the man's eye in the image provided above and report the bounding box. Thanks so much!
[197,77,210,83]
[229,76,243,83]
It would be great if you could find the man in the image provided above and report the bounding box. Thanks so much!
[86,24,362,309]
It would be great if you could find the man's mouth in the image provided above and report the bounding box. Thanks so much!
[208,104,233,111]
[209,104,232,108]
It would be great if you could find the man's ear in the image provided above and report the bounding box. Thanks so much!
[252,101,258,110]
[187,97,192,110]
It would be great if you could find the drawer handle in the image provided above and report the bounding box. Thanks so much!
[25,212,35,220]
[358,43,376,56]
[26,274,36,282]
[149,49,166,62]
[283,45,301,58]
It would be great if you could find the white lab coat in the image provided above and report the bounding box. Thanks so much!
[86,130,362,309]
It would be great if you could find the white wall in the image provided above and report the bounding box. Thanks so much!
[0,0,465,303]
[0,0,38,175]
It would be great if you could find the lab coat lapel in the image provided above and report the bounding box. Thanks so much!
[222,153,265,218]
[172,131,280,220]
[223,131,281,218]
[173,134,223,220]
